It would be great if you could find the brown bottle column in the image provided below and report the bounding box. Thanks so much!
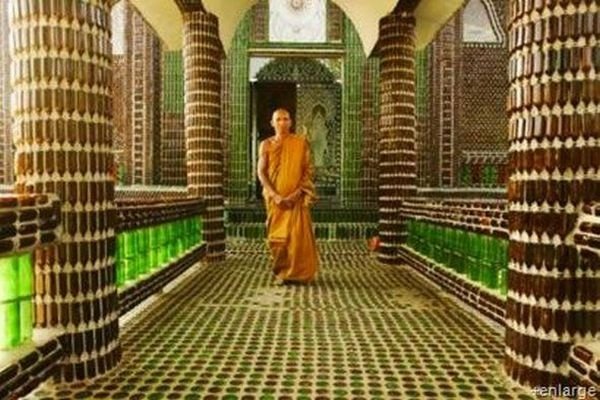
[505,0,600,389]
[183,10,226,262]
[10,0,120,381]
[377,9,417,263]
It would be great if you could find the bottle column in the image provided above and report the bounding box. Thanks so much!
[9,0,120,381]
[377,10,418,263]
[183,11,225,262]
[505,0,600,389]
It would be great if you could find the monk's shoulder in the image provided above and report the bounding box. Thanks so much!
[261,137,277,147]
[291,134,309,146]
[259,138,272,155]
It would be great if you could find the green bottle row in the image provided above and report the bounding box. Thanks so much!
[116,217,203,287]
[0,253,33,350]
[225,223,378,240]
[406,220,509,295]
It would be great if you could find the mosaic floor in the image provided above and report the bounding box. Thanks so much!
[27,240,535,400]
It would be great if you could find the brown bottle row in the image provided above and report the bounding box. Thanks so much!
[10,1,110,30]
[507,179,597,206]
[508,80,600,111]
[36,301,118,347]
[12,89,111,116]
[184,51,221,69]
[185,150,223,161]
[509,12,600,51]
[507,305,600,345]
[35,266,115,300]
[182,36,221,52]
[509,46,598,81]
[185,92,221,104]
[509,112,600,140]
[184,162,224,173]
[506,358,565,389]
[13,119,112,147]
[508,241,580,272]
[505,324,576,367]
[380,152,417,163]
[579,248,600,272]
[62,209,115,238]
[508,210,578,239]
[10,26,111,58]
[510,0,598,21]
[508,267,599,304]
[37,236,116,268]
[15,150,114,176]
[14,181,115,206]
[509,146,599,173]
[58,346,121,382]
[12,59,110,87]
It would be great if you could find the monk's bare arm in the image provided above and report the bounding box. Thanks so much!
[257,141,280,200]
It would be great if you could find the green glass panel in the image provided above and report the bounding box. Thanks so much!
[19,299,33,342]
[17,253,33,297]
[0,302,20,349]
[121,231,137,258]
[0,256,18,302]
[124,258,137,282]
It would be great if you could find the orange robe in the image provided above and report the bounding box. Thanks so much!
[262,134,318,283]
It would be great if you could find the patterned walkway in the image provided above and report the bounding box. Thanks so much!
[28,240,534,400]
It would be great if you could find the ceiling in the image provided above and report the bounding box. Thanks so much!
[125,0,468,54]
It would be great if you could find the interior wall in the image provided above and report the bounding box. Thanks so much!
[414,0,508,189]
[112,0,164,186]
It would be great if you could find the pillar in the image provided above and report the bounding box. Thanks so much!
[10,0,120,381]
[0,1,11,184]
[183,11,226,262]
[505,0,600,388]
[377,9,418,263]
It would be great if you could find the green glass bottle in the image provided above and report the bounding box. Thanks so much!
[17,253,33,342]
[198,217,204,243]
[0,255,19,303]
[17,253,33,297]
[168,222,177,260]
[159,223,169,266]
[482,236,497,290]
[141,227,151,275]
[149,227,156,272]
[454,229,466,275]
[0,301,20,350]
[0,255,20,349]
[19,299,33,343]
[466,232,479,282]
[115,234,122,286]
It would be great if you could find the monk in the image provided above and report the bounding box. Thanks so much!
[257,108,319,285]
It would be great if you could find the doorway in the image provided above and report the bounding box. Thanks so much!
[252,82,298,200]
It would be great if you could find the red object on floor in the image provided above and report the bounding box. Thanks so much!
[367,236,380,251]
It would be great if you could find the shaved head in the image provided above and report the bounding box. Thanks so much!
[271,108,292,135]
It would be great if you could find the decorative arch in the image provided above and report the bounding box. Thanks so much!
[462,0,506,44]
[255,58,337,83]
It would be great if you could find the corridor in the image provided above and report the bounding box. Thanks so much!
[27,241,533,400]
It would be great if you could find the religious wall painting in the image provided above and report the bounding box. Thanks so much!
[269,0,327,43]
[297,84,341,198]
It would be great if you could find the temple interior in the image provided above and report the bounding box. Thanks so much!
[0,0,599,399]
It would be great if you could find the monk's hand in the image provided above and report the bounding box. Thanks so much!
[284,190,302,205]
[272,193,284,205]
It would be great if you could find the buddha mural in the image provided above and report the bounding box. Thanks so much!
[307,104,329,170]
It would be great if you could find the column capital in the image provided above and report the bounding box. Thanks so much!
[175,0,206,13]
[392,0,421,14]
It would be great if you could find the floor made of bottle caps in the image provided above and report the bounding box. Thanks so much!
[27,240,536,400]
